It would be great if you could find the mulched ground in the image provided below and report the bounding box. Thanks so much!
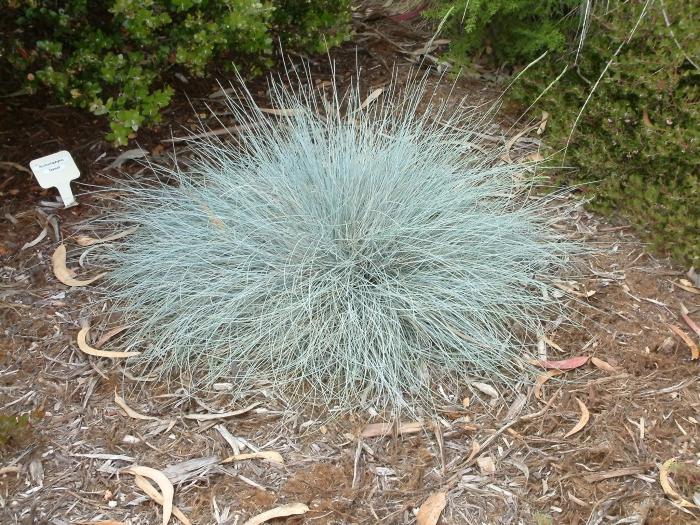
[1,8,699,525]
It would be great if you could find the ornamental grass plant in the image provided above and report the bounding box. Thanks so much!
[96,71,578,414]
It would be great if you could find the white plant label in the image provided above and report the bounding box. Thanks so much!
[29,150,80,207]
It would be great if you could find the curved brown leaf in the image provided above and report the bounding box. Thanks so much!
[359,88,384,110]
[564,398,590,438]
[669,325,699,360]
[680,305,700,338]
[465,440,481,462]
[675,280,700,294]
[94,325,130,348]
[416,491,447,525]
[75,226,138,246]
[591,357,616,372]
[52,244,105,286]
[534,370,562,401]
[77,326,140,359]
[134,475,191,525]
[114,390,160,421]
[659,458,698,508]
[243,503,309,525]
[123,465,173,525]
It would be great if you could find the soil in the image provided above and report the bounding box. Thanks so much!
[1,7,699,525]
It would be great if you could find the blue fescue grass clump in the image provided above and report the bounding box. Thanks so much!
[99,73,577,413]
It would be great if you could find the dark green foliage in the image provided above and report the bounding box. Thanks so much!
[425,0,582,65]
[511,0,698,265]
[1,0,350,144]
[430,0,698,265]
[274,0,349,53]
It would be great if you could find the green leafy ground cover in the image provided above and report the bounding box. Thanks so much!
[2,0,350,144]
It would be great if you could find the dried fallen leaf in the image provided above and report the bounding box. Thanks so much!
[466,439,481,462]
[78,326,140,359]
[472,382,499,399]
[674,280,700,295]
[360,421,422,438]
[564,398,590,438]
[0,466,21,475]
[358,88,384,110]
[536,355,589,370]
[534,370,562,401]
[537,111,550,134]
[669,325,699,360]
[107,148,147,169]
[222,451,283,465]
[114,390,160,421]
[680,304,700,338]
[524,151,545,163]
[503,124,539,163]
[591,357,616,372]
[182,402,259,421]
[477,456,496,475]
[243,503,309,525]
[659,458,698,508]
[75,226,138,246]
[21,223,48,251]
[94,325,130,348]
[542,336,563,352]
[134,475,191,525]
[416,491,447,525]
[123,465,174,525]
[521,394,557,422]
[52,244,105,286]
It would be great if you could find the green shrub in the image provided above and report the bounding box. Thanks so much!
[1,0,350,145]
[429,0,699,265]
[425,0,582,66]
[511,0,698,265]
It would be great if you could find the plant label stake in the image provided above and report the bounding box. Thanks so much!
[29,150,80,207]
